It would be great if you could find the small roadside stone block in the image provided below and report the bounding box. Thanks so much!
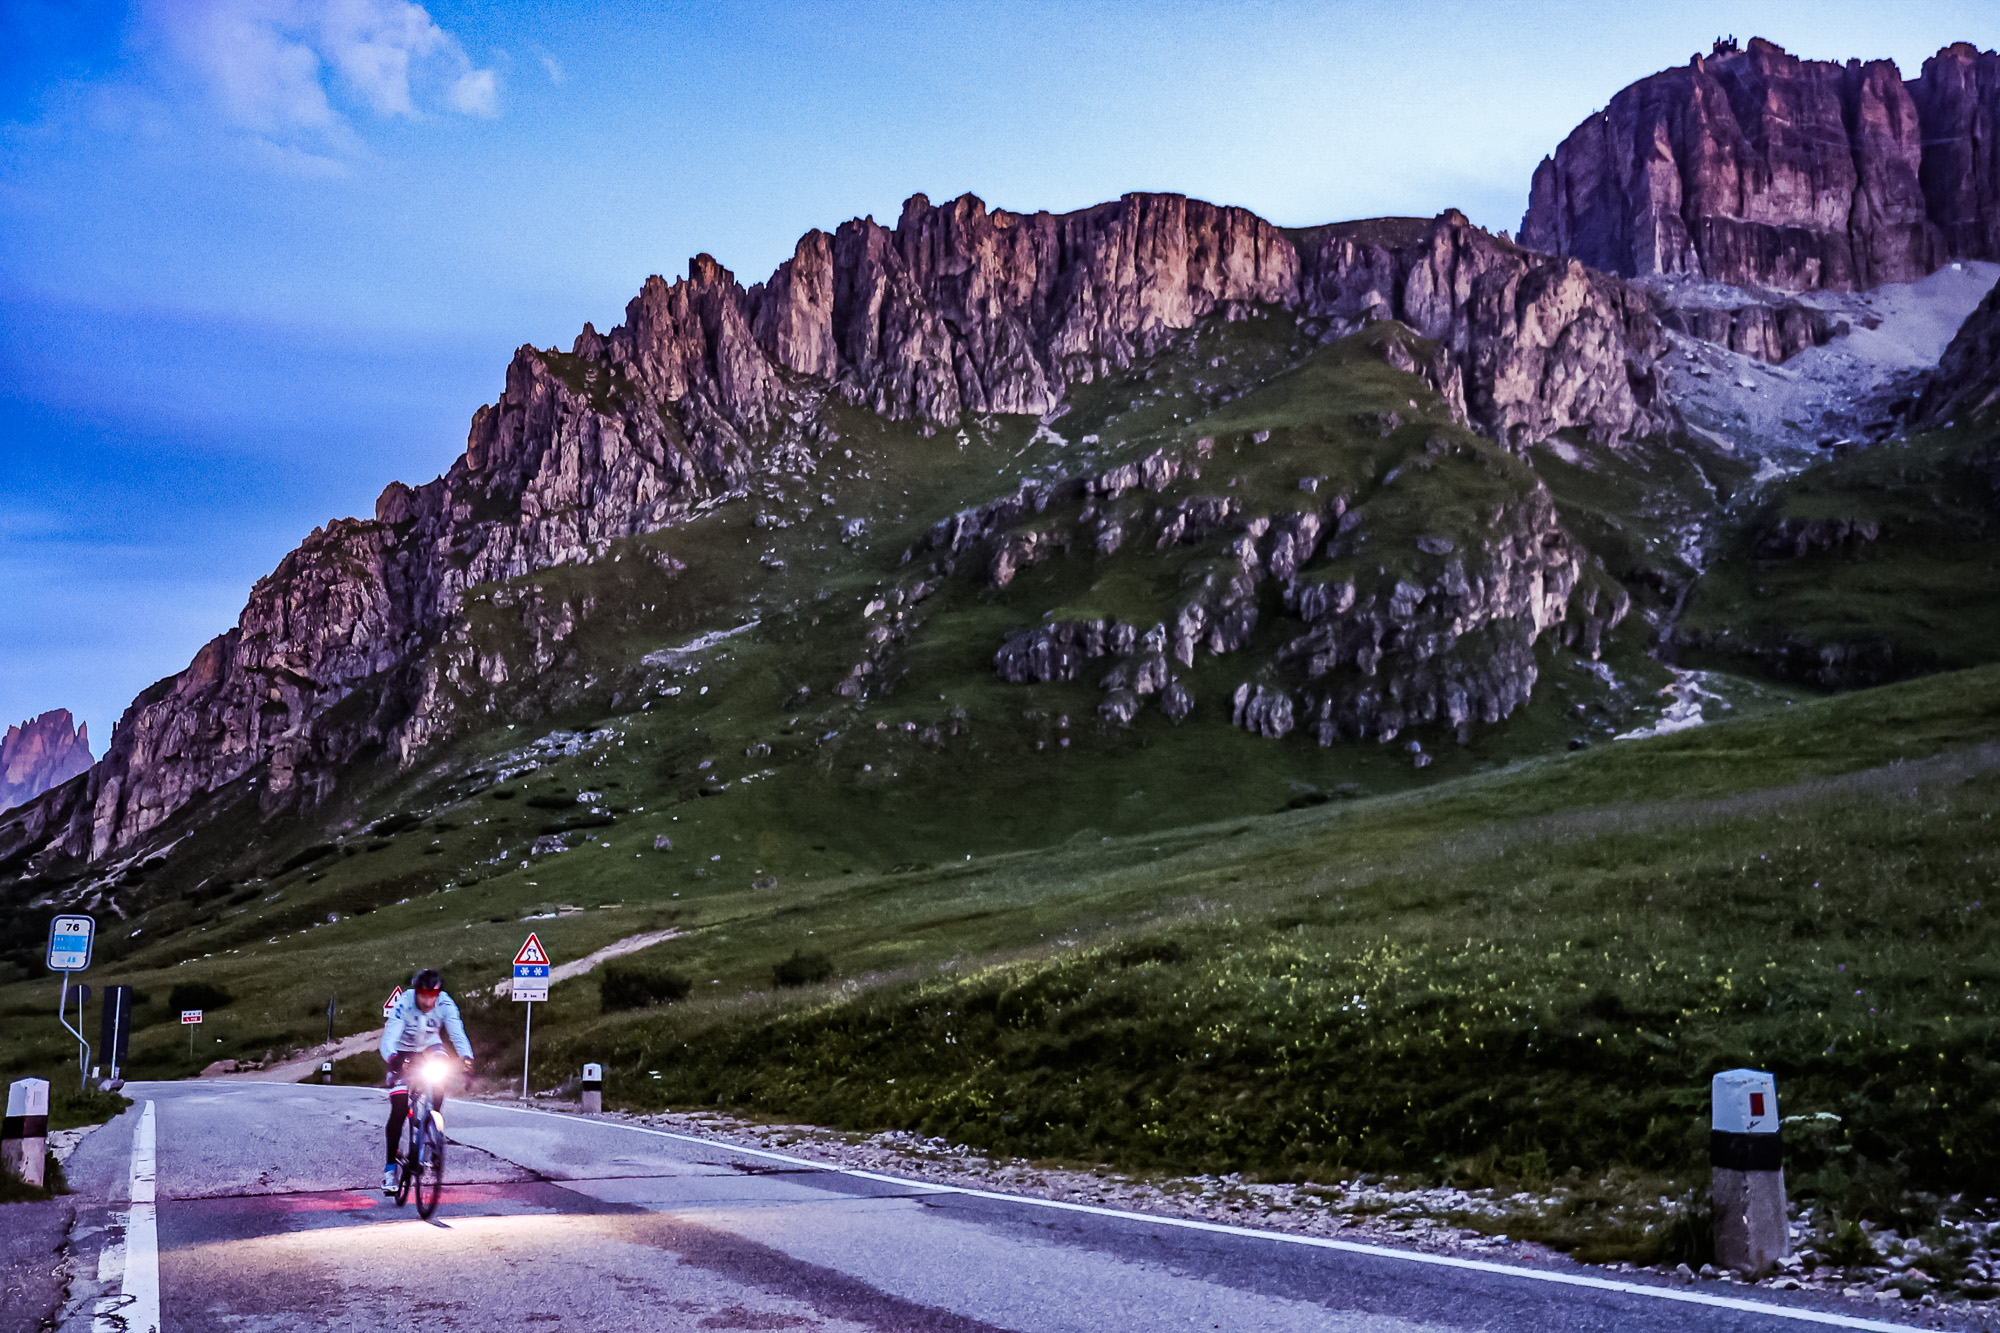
[1711,1068,1788,1276]
[2,1078,50,1187]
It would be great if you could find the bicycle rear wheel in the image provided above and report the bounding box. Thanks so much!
[415,1121,445,1218]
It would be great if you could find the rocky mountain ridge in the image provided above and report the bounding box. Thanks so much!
[1522,39,2000,292]
[0,195,1676,872]
[0,711,93,814]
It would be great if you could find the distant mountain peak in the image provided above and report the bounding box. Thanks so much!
[1522,40,2000,291]
[0,709,93,812]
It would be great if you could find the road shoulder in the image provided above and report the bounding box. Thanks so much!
[0,1196,77,1331]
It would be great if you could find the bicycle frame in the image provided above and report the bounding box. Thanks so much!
[407,1076,445,1143]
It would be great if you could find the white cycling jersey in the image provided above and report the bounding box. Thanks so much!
[379,990,474,1061]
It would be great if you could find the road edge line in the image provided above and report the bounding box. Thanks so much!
[464,1101,1913,1333]
[92,1099,159,1333]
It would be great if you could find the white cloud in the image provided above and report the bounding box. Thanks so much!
[538,52,565,86]
[449,67,497,116]
[147,0,499,139]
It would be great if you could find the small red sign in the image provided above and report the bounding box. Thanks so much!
[382,985,403,1018]
[513,933,550,967]
[180,1010,203,1025]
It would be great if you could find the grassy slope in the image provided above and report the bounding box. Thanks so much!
[1681,422,2000,684]
[553,665,2000,1204]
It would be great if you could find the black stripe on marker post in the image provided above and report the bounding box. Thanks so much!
[1710,1129,1783,1171]
[2,1114,49,1138]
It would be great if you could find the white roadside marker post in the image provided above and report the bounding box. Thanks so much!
[2,1078,49,1186]
[1711,1068,1788,1275]
[581,1062,603,1114]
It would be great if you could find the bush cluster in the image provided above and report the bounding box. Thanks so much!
[167,981,234,1012]
[772,950,834,989]
[600,963,692,1012]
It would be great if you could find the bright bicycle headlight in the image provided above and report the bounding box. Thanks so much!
[421,1056,450,1084]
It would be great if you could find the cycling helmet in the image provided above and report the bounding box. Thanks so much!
[412,968,444,996]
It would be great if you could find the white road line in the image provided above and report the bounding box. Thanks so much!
[94,1100,160,1333]
[467,1101,1915,1333]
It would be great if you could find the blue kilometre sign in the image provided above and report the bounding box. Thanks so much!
[46,914,95,972]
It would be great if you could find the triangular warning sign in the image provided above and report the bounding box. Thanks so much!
[514,933,550,967]
[382,985,403,1017]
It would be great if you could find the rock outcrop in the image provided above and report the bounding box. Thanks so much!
[978,428,1628,745]
[1913,279,2000,427]
[1294,213,1671,445]
[1522,38,2000,291]
[1656,298,1836,363]
[0,711,93,812]
[1,192,1673,868]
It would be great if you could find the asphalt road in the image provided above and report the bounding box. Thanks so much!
[40,1081,1926,1333]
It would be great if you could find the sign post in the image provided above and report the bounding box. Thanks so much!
[69,984,91,1087]
[46,915,95,1089]
[512,933,551,1100]
[99,986,133,1085]
[325,994,336,1047]
[182,1009,203,1057]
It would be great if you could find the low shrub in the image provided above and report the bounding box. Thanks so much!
[600,964,693,1012]
[772,950,834,989]
[167,981,234,1012]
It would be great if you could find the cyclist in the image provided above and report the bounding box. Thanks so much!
[379,968,475,1194]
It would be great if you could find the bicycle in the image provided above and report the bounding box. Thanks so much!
[393,1051,455,1218]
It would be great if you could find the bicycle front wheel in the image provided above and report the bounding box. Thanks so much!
[395,1138,414,1208]
[415,1122,445,1219]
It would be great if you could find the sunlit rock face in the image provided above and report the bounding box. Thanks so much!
[1523,38,2000,292]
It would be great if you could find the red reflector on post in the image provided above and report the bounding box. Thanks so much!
[1750,1093,1765,1117]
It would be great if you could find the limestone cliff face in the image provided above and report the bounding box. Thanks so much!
[1296,213,1670,445]
[1912,44,2000,264]
[1522,38,2000,291]
[0,711,93,813]
[4,193,1672,867]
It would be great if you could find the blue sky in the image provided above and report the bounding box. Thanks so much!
[2,0,1993,748]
